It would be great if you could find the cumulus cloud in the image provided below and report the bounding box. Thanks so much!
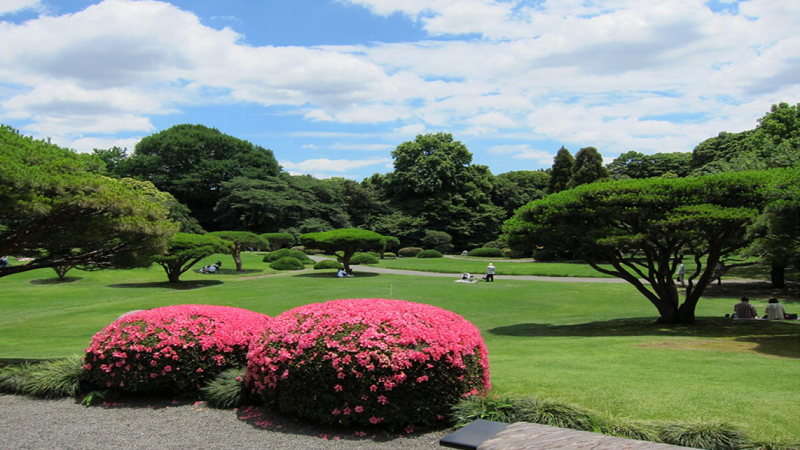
[0,0,41,15]
[280,157,393,174]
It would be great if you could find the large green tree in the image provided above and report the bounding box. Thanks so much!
[386,133,503,249]
[569,146,608,188]
[608,151,692,179]
[548,146,574,193]
[122,124,281,229]
[0,127,178,278]
[299,228,385,274]
[491,170,550,219]
[504,170,780,324]
[153,233,232,283]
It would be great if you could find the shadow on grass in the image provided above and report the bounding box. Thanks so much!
[489,318,800,358]
[293,272,381,279]
[697,282,800,303]
[107,280,224,290]
[211,268,264,276]
[28,277,83,284]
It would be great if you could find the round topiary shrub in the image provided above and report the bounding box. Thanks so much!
[263,248,311,264]
[467,247,504,258]
[313,259,343,270]
[416,249,443,258]
[246,298,490,428]
[350,252,379,265]
[383,252,397,259]
[269,256,305,271]
[398,247,423,257]
[83,305,269,395]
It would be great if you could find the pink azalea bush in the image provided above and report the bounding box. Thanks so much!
[84,305,270,394]
[246,298,490,427]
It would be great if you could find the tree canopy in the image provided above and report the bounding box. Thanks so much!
[207,231,268,271]
[122,124,281,229]
[548,146,574,193]
[504,170,780,323]
[299,228,385,273]
[569,146,608,187]
[0,126,178,278]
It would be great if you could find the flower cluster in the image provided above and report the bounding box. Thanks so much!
[84,305,270,394]
[246,298,490,427]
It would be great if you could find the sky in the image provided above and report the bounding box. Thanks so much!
[1,0,798,180]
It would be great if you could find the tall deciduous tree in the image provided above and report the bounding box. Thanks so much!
[386,133,503,249]
[207,231,268,271]
[299,228,385,274]
[491,170,550,219]
[548,146,574,193]
[569,146,608,188]
[154,233,233,283]
[504,170,778,324]
[123,124,281,229]
[0,127,178,278]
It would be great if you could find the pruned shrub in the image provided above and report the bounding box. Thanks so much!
[416,249,443,258]
[83,305,269,395]
[291,246,324,255]
[349,252,379,265]
[468,248,504,258]
[246,298,490,428]
[398,247,423,257]
[269,256,305,271]
[383,252,397,259]
[313,259,343,270]
[263,248,311,264]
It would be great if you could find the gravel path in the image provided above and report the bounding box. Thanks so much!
[0,395,449,450]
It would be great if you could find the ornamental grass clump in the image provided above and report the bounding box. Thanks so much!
[246,298,490,428]
[84,305,270,395]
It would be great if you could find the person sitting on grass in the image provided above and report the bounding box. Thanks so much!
[733,296,758,319]
[337,268,346,278]
[764,298,787,320]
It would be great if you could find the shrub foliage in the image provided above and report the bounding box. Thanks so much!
[263,248,311,263]
[398,247,423,257]
[269,256,305,271]
[83,305,269,395]
[416,249,444,258]
[349,252,380,265]
[246,298,490,427]
[313,259,343,270]
[468,247,504,258]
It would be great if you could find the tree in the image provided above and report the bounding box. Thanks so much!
[491,170,550,219]
[745,167,800,287]
[386,133,503,249]
[381,236,401,258]
[153,233,232,283]
[504,170,778,324]
[207,231,268,272]
[608,151,692,179]
[548,146,574,193]
[260,233,295,251]
[92,146,129,177]
[299,229,385,274]
[569,146,608,188]
[122,124,281,229]
[365,211,425,247]
[0,127,178,278]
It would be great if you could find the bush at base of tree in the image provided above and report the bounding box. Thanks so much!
[468,248,504,258]
[246,299,490,428]
[83,305,269,395]
[398,247,423,257]
[383,252,397,259]
[291,246,324,255]
[417,249,444,258]
[313,260,344,270]
[269,257,305,271]
[260,233,295,251]
[263,249,311,264]
[349,252,379,265]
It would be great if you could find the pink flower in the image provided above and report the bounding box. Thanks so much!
[377,395,388,405]
[369,416,383,424]
[417,375,429,383]
[355,406,364,413]
[334,384,343,392]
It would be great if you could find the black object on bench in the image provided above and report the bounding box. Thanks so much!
[440,419,510,449]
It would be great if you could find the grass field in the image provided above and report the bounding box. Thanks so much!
[1,252,799,442]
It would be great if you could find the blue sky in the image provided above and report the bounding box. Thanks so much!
[1,0,798,179]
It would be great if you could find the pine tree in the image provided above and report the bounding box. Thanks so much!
[548,146,574,193]
[570,146,608,188]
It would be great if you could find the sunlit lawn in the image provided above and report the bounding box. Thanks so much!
[1,251,798,442]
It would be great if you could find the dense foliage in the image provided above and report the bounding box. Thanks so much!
[207,231,268,271]
[416,249,444,258]
[0,126,178,278]
[548,146,574,193]
[349,252,380,265]
[313,259,343,270]
[468,248,504,258]
[505,170,780,323]
[84,305,269,394]
[263,248,311,264]
[259,233,295,250]
[397,247,423,257]
[269,256,305,271]
[245,299,490,427]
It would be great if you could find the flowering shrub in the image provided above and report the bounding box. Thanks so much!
[246,298,490,427]
[84,305,270,394]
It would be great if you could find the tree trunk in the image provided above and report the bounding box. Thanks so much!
[233,249,243,271]
[53,265,72,281]
[770,264,786,288]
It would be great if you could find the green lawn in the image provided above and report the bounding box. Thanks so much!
[1,252,798,442]
[373,257,615,277]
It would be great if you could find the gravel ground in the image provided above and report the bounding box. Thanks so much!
[0,395,450,450]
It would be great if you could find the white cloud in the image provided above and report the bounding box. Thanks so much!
[62,136,141,153]
[331,142,394,151]
[280,157,393,174]
[0,0,41,15]
[488,144,553,165]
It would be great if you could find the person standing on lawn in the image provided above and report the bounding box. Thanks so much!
[486,263,495,282]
